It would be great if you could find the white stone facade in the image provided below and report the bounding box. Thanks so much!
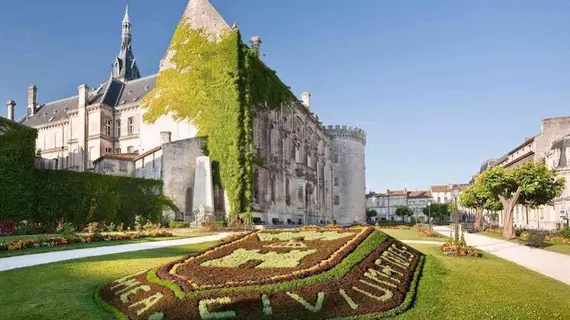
[9,0,368,225]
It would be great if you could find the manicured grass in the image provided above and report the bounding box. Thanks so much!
[0,241,219,320]
[542,243,570,256]
[0,231,215,258]
[2,235,570,319]
[395,244,570,319]
[379,228,446,242]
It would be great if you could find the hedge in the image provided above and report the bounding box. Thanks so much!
[0,118,38,221]
[0,118,177,230]
[33,170,173,228]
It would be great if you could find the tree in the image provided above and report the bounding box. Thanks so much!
[422,203,451,224]
[395,206,414,222]
[366,209,378,219]
[458,177,497,232]
[517,163,565,229]
[481,163,565,238]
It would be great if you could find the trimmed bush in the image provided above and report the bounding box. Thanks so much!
[0,118,38,222]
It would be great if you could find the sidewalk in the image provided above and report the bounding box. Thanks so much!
[0,232,229,272]
[433,226,570,285]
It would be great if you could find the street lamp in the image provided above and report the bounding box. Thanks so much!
[450,184,460,243]
[427,200,432,229]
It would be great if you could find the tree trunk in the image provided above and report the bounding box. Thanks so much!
[475,207,484,231]
[499,187,522,239]
[525,205,529,226]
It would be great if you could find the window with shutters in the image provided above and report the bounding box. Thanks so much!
[128,117,134,135]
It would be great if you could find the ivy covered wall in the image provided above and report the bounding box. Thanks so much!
[143,26,293,224]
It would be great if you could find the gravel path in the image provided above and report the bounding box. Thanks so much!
[0,233,229,272]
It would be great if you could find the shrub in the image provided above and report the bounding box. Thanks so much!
[168,221,192,228]
[56,221,76,237]
[559,226,570,238]
[0,220,16,235]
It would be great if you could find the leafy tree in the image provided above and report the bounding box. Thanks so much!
[458,177,497,232]
[481,163,565,238]
[395,206,414,222]
[423,203,451,224]
[517,163,565,229]
[366,209,378,219]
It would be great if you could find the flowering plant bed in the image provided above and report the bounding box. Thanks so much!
[545,235,570,244]
[440,242,481,257]
[413,225,441,238]
[0,230,173,252]
[97,226,424,319]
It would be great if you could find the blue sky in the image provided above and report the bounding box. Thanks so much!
[2,0,570,192]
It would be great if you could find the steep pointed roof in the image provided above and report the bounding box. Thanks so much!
[112,4,141,81]
[160,0,231,71]
[123,4,130,24]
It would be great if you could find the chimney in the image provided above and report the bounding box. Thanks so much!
[27,85,37,116]
[301,92,311,109]
[250,36,262,56]
[6,100,15,121]
[78,84,89,108]
[160,131,172,145]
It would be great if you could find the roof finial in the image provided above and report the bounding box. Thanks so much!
[123,1,130,24]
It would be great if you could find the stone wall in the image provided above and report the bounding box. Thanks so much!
[251,102,334,225]
[161,137,205,221]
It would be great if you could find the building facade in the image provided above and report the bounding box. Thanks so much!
[366,189,431,222]
[7,0,367,225]
[476,116,570,230]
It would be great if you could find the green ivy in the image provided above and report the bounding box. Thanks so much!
[142,26,293,224]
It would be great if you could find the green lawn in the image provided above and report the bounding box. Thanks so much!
[2,235,569,319]
[379,228,446,241]
[0,241,219,320]
[0,230,215,258]
[396,244,570,320]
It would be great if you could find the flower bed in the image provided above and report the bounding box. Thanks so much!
[97,227,425,320]
[545,235,570,244]
[413,225,441,238]
[440,242,480,257]
[0,230,173,252]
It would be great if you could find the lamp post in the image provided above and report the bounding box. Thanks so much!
[450,185,460,243]
[427,200,432,229]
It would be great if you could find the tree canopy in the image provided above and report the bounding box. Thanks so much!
[395,206,414,222]
[479,163,565,238]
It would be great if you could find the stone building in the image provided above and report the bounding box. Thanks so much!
[366,189,411,221]
[7,0,367,225]
[476,116,570,230]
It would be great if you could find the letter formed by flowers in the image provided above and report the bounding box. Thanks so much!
[286,292,325,313]
[199,297,237,320]
[200,248,317,268]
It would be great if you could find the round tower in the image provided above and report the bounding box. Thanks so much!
[327,125,367,225]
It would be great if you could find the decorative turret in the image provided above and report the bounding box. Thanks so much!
[327,124,367,225]
[326,125,367,145]
[112,4,141,81]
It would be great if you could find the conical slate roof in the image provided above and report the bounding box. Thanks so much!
[160,0,231,71]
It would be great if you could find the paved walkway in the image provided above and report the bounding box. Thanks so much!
[0,233,230,272]
[433,226,570,285]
